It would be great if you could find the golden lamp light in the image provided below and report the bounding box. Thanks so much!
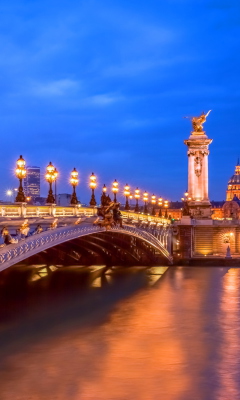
[70,168,79,205]
[45,161,57,204]
[158,197,163,217]
[143,191,148,214]
[134,187,140,212]
[151,194,156,216]
[112,179,119,202]
[124,184,130,210]
[89,172,97,206]
[15,155,26,203]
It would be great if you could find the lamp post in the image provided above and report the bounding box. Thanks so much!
[158,197,163,217]
[151,194,156,216]
[101,184,108,206]
[45,162,58,204]
[15,155,27,203]
[129,194,133,206]
[164,200,169,218]
[181,190,191,216]
[70,167,79,205]
[89,172,97,206]
[124,184,130,210]
[134,188,140,212]
[143,191,148,214]
[112,179,119,203]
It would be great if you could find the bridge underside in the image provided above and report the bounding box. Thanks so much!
[13,231,168,268]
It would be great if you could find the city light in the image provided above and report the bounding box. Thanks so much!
[89,172,97,206]
[151,194,156,216]
[143,191,148,214]
[134,188,140,212]
[124,184,130,210]
[15,155,26,203]
[158,197,163,218]
[45,162,57,204]
[101,184,108,206]
[112,179,119,203]
[70,168,79,205]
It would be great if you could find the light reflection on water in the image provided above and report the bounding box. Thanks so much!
[0,266,240,399]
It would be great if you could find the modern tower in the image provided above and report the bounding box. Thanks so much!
[184,111,213,218]
[24,166,40,200]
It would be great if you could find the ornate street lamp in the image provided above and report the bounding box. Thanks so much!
[112,179,119,203]
[101,184,108,206]
[143,191,148,214]
[15,155,27,203]
[134,188,140,212]
[70,167,79,205]
[151,194,156,216]
[158,197,163,217]
[45,162,58,204]
[89,172,97,206]
[124,184,130,210]
[164,200,169,218]
[181,190,191,216]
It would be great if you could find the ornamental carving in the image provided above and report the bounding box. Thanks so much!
[194,156,202,177]
[187,148,209,157]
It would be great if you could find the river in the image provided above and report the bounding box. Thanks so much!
[0,265,240,400]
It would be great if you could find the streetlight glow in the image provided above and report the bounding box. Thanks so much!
[124,184,130,210]
[70,168,79,205]
[45,161,57,204]
[15,155,26,203]
[112,179,119,202]
[143,191,148,214]
[89,172,97,206]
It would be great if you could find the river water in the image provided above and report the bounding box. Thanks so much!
[0,265,240,400]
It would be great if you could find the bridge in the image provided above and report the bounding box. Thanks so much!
[0,206,173,271]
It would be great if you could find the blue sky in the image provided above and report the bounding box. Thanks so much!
[1,0,240,203]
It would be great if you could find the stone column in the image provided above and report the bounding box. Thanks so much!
[184,132,212,219]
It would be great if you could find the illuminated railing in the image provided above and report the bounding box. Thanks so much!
[0,205,97,218]
[0,205,170,224]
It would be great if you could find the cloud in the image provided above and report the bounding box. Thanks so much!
[86,93,124,106]
[31,79,80,96]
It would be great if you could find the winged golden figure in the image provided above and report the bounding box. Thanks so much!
[185,110,211,133]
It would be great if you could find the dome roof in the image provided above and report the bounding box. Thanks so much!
[228,174,240,184]
[228,161,240,184]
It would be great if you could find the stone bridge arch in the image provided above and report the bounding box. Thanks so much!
[0,224,173,272]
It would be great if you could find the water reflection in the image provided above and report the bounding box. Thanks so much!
[0,266,240,399]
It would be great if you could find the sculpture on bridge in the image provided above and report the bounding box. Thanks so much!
[1,227,18,244]
[32,224,43,235]
[185,110,211,133]
[49,219,58,230]
[94,202,123,230]
[20,220,30,237]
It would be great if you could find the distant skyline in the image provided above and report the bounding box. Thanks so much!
[1,0,240,202]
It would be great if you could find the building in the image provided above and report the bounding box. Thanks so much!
[24,166,40,200]
[57,193,71,206]
[226,160,240,201]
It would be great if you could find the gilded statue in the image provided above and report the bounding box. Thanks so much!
[185,110,211,133]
